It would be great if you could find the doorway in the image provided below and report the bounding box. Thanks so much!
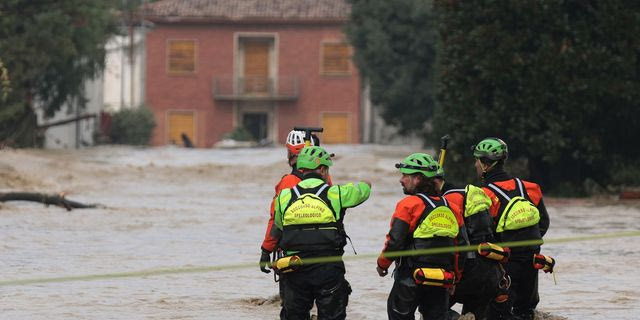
[242,39,271,95]
[242,112,268,142]
[167,110,196,147]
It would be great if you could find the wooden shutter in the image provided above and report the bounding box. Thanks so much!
[243,41,270,94]
[168,40,196,73]
[167,111,196,146]
[322,113,350,143]
[322,43,350,75]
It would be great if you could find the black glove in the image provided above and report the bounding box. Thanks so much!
[259,249,272,274]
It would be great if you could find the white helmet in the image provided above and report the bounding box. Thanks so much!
[286,130,314,155]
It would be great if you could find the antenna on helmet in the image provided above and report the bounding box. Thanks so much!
[293,126,324,147]
[438,134,451,167]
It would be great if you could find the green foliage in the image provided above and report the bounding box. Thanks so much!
[608,157,640,187]
[0,103,39,147]
[346,0,438,134]
[432,0,640,192]
[224,127,254,142]
[0,58,10,101]
[0,0,120,146]
[108,105,156,146]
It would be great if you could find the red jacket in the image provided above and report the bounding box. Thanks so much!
[442,192,464,215]
[261,173,301,252]
[377,195,464,270]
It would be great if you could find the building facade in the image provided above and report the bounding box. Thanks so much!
[143,0,363,147]
[39,31,146,149]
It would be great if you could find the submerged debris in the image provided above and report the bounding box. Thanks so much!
[242,294,281,306]
[535,310,569,320]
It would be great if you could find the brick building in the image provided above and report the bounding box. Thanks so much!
[143,0,364,147]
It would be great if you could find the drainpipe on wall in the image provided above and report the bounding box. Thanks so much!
[129,12,135,108]
[140,0,148,107]
[120,0,126,110]
[75,88,81,149]
[361,83,374,143]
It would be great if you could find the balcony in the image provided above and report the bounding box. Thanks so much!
[212,76,299,101]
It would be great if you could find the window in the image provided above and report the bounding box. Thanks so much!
[321,42,351,75]
[167,40,196,73]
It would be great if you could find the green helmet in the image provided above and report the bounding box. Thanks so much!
[296,146,333,170]
[395,153,442,178]
[473,137,508,160]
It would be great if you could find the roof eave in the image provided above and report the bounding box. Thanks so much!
[145,15,348,25]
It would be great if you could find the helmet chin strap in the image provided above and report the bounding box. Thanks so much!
[288,153,297,167]
[436,178,444,195]
[481,161,498,182]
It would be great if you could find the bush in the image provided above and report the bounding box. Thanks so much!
[608,158,640,188]
[108,105,156,145]
[0,57,10,101]
[223,126,254,141]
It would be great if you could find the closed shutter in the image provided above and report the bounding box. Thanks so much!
[167,111,196,146]
[243,41,270,94]
[322,113,349,144]
[321,43,350,75]
[168,40,196,73]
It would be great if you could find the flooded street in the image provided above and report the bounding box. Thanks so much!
[1,146,639,319]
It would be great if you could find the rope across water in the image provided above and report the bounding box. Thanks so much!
[2,230,638,287]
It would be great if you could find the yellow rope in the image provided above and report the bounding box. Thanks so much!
[1,230,638,287]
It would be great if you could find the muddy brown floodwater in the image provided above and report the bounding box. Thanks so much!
[1,145,638,319]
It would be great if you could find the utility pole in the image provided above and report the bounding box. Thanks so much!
[120,0,126,110]
[129,7,135,108]
[140,0,147,108]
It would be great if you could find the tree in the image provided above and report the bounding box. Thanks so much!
[0,57,10,102]
[346,0,438,134]
[0,0,120,147]
[433,0,640,193]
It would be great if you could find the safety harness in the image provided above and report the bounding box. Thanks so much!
[275,182,349,273]
[487,178,542,247]
[409,194,459,287]
[443,185,494,250]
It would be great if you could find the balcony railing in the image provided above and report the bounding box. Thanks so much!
[212,76,299,101]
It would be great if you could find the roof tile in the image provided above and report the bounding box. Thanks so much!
[143,0,351,21]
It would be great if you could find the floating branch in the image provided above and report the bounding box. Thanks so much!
[0,192,104,211]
